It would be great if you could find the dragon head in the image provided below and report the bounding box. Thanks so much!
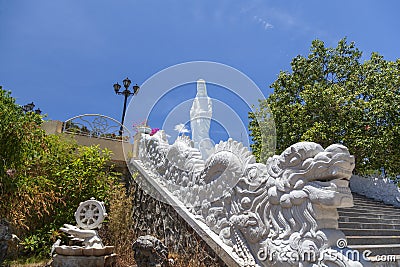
[266,142,354,209]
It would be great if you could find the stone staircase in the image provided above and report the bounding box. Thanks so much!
[338,193,400,264]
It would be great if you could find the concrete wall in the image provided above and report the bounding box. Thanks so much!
[41,120,133,163]
[71,135,132,162]
[41,120,63,135]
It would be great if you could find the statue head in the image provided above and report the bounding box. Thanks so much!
[196,79,207,97]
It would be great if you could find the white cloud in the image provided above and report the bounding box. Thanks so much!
[254,15,274,30]
[174,123,190,134]
[264,22,274,30]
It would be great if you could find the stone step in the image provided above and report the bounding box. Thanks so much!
[352,194,384,200]
[338,214,400,223]
[338,211,400,220]
[346,236,400,246]
[352,195,392,203]
[339,216,400,225]
[339,207,400,215]
[368,259,400,267]
[352,194,394,201]
[352,203,400,212]
[339,222,400,230]
[346,244,400,257]
[341,228,400,237]
[350,193,399,208]
[337,193,400,262]
[352,194,381,199]
[352,201,400,211]
[352,197,399,206]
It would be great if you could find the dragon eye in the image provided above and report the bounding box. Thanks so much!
[288,153,301,166]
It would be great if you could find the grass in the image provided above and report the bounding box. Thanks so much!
[4,258,49,267]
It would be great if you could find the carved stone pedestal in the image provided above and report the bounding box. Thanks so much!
[52,254,117,267]
[50,199,116,267]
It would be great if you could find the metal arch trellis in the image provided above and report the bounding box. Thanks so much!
[62,114,132,141]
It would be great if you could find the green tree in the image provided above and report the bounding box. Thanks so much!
[0,88,44,178]
[249,38,400,177]
[248,100,276,163]
[0,87,120,257]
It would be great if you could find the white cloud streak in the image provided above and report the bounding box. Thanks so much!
[254,15,274,30]
[174,123,190,134]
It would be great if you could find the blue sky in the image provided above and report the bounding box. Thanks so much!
[1,1,399,144]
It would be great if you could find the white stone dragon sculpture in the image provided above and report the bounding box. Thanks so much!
[137,131,361,267]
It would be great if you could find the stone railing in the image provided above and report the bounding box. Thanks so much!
[350,175,400,207]
[129,131,363,267]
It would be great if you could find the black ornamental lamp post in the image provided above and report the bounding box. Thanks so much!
[113,77,140,136]
[22,102,42,114]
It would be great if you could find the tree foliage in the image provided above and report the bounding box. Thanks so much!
[0,89,44,177]
[0,86,120,257]
[249,38,400,177]
[248,100,276,163]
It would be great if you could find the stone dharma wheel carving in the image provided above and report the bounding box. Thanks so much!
[74,198,107,230]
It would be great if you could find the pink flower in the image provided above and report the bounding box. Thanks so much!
[150,128,160,136]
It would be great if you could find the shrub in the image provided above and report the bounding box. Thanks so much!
[0,86,120,258]
[99,182,136,266]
